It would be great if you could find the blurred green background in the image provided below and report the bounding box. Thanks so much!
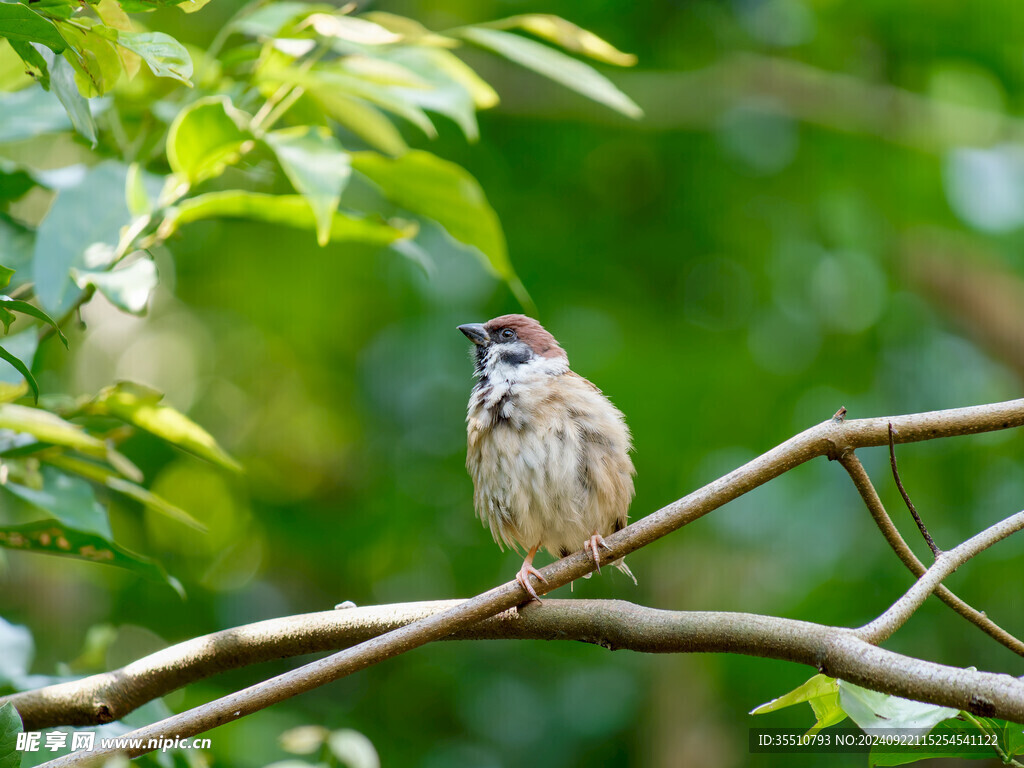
[5,0,1024,766]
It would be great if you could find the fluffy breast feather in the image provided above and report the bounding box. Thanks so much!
[466,369,635,556]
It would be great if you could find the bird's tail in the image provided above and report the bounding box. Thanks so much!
[612,558,637,585]
[577,558,637,585]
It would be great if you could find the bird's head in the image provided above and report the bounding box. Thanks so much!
[458,314,567,379]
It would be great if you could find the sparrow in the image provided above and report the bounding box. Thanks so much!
[458,314,636,601]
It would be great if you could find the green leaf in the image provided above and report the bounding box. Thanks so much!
[168,191,416,244]
[108,30,193,85]
[125,163,150,215]
[0,298,68,347]
[58,23,124,98]
[750,674,846,734]
[33,161,132,315]
[455,27,642,119]
[351,150,531,307]
[0,3,66,52]
[0,403,106,456]
[838,680,958,731]
[28,0,76,22]
[326,729,379,768]
[375,46,494,141]
[484,15,638,67]
[44,453,207,532]
[0,346,37,402]
[8,38,50,89]
[72,256,157,315]
[264,126,352,246]
[0,702,22,768]
[306,13,401,45]
[0,521,183,594]
[0,86,70,142]
[3,465,112,539]
[87,382,242,472]
[868,715,1008,766]
[233,2,330,37]
[359,11,458,47]
[47,49,97,145]
[166,95,252,185]
[94,0,140,79]
[0,306,12,333]
[0,265,12,290]
[274,66,436,139]
[312,91,408,156]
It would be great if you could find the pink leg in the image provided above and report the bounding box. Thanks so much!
[516,543,547,602]
[583,532,613,573]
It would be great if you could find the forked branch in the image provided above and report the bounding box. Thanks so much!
[17,398,1024,767]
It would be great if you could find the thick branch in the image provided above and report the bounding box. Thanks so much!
[8,601,1024,736]
[838,452,1024,655]
[858,509,1024,644]
[30,398,1024,765]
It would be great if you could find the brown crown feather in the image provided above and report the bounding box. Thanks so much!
[484,314,566,360]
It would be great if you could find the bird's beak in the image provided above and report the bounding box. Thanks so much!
[458,323,489,346]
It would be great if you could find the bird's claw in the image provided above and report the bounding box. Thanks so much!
[516,562,547,603]
[583,533,611,573]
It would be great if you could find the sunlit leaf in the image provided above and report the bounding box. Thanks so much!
[234,2,331,38]
[264,126,352,246]
[28,0,76,22]
[359,12,457,47]
[0,265,12,290]
[168,191,416,244]
[58,23,124,98]
[94,0,140,79]
[0,346,37,402]
[751,675,847,735]
[0,521,184,594]
[352,150,531,307]
[455,27,642,119]
[0,403,106,455]
[0,4,66,52]
[311,91,408,156]
[44,453,207,532]
[108,30,193,85]
[0,297,68,347]
[484,15,637,66]
[327,729,379,768]
[72,256,157,315]
[86,381,242,472]
[377,46,495,140]
[3,465,112,539]
[166,95,252,185]
[838,680,958,731]
[306,13,401,45]
[258,62,436,138]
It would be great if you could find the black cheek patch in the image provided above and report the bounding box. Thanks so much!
[499,347,532,366]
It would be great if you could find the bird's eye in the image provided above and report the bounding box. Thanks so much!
[499,328,516,340]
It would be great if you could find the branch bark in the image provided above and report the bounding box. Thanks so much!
[838,452,1024,655]
[7,600,1024,737]
[17,397,1024,766]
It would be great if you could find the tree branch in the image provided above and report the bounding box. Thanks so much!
[888,422,941,557]
[22,398,1024,766]
[7,600,1024,741]
[837,452,1024,655]
[857,509,1024,643]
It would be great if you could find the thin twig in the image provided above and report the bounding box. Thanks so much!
[889,422,941,557]
[6,601,1024,735]
[30,398,1024,765]
[857,509,1024,643]
[838,452,1024,656]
